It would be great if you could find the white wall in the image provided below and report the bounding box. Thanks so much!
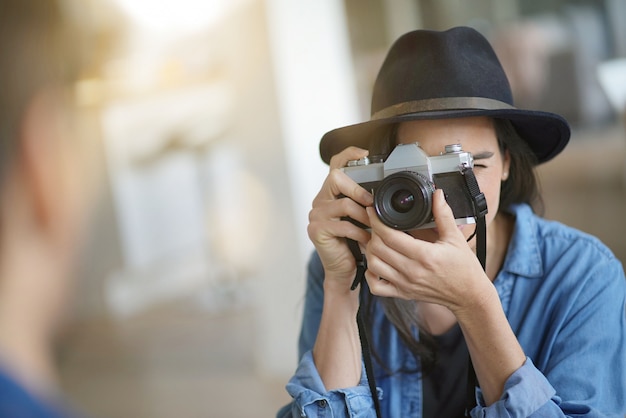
[261,0,361,376]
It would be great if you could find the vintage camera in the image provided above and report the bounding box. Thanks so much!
[342,143,479,231]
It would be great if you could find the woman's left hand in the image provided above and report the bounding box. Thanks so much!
[366,189,528,406]
[364,189,491,314]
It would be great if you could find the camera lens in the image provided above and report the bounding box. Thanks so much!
[374,171,434,230]
[390,190,415,213]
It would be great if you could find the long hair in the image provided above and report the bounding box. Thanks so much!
[364,117,540,374]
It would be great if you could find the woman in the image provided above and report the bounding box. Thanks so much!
[278,27,626,417]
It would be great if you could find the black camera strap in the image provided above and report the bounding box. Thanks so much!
[357,287,383,418]
[347,165,487,418]
[348,238,368,291]
[461,165,488,416]
[346,239,383,417]
[462,165,488,268]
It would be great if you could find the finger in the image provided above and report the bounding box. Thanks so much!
[432,189,464,242]
[337,220,372,245]
[319,169,373,207]
[329,146,369,170]
[366,229,409,276]
[366,207,416,256]
[364,247,401,282]
[308,218,371,248]
[364,270,402,299]
[310,197,371,228]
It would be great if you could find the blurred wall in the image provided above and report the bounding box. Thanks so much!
[263,0,361,375]
[69,0,364,380]
[65,0,626,397]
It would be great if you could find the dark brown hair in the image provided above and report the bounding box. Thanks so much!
[495,119,543,214]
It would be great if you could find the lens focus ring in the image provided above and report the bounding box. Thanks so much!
[374,171,435,230]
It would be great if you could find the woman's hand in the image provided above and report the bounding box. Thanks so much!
[307,147,374,291]
[309,147,374,390]
[364,189,491,313]
[366,189,527,405]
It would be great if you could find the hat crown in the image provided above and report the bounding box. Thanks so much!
[318,27,570,165]
[372,27,514,115]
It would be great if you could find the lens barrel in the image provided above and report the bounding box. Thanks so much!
[374,171,435,230]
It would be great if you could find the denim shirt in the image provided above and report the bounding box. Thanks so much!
[278,204,626,417]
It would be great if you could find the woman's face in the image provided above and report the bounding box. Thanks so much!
[395,116,510,243]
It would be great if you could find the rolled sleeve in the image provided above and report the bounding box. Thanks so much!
[472,358,558,417]
[471,355,616,417]
[284,351,378,418]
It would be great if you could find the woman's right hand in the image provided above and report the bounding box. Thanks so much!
[307,147,374,291]
[309,147,373,390]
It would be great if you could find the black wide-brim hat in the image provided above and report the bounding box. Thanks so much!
[319,26,570,165]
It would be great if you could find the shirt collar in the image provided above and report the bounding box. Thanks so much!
[500,204,544,278]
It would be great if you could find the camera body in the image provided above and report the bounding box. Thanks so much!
[342,143,476,230]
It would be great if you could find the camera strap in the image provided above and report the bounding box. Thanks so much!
[346,238,383,417]
[461,165,488,416]
[348,238,368,291]
[357,285,383,418]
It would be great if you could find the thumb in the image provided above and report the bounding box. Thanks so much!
[432,189,459,240]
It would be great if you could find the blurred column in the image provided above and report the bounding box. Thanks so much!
[262,0,360,376]
[418,0,516,29]
[381,0,423,40]
[490,0,519,24]
[606,0,626,57]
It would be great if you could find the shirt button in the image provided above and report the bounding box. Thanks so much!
[318,399,328,408]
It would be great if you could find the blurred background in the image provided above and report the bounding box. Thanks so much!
[54,0,625,417]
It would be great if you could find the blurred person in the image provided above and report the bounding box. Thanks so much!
[0,0,96,416]
[278,27,626,417]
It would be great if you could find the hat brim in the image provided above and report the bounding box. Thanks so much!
[319,108,570,165]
